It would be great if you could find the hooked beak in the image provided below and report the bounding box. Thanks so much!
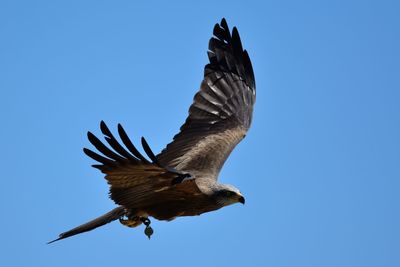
[238,196,245,205]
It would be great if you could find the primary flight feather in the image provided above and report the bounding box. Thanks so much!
[49,18,255,243]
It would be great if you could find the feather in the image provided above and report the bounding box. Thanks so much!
[141,137,159,164]
[100,121,138,162]
[83,148,115,166]
[87,132,126,162]
[117,124,150,164]
[157,18,255,180]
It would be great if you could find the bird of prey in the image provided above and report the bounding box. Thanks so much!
[49,18,255,243]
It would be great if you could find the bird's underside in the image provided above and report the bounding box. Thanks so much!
[49,18,255,243]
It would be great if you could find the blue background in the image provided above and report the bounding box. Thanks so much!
[1,1,399,266]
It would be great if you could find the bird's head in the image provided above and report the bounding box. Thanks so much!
[213,184,245,207]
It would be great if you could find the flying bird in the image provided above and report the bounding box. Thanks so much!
[49,18,255,243]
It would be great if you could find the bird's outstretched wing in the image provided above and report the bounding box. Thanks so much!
[157,18,256,180]
[83,121,195,208]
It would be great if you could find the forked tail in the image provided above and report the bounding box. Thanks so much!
[48,206,126,244]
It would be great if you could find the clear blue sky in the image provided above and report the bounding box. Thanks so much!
[1,1,399,266]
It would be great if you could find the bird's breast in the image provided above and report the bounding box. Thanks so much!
[144,197,220,221]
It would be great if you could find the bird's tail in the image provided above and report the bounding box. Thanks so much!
[47,206,126,244]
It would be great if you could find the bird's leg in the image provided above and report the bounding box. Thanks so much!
[140,217,154,239]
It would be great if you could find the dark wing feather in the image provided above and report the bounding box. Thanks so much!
[84,121,191,208]
[157,18,255,180]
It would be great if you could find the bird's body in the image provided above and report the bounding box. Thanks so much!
[49,18,255,243]
[123,180,215,221]
[132,179,244,221]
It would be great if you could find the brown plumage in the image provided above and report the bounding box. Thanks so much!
[49,18,255,243]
